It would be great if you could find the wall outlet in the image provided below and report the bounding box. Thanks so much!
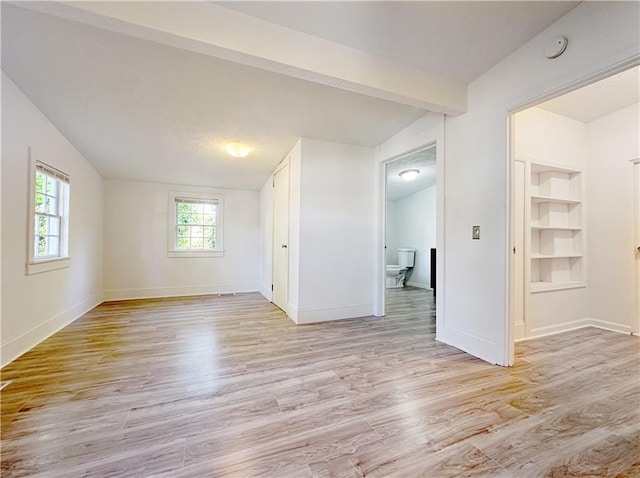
[472,226,480,240]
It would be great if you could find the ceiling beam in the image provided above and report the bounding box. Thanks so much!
[18,1,467,115]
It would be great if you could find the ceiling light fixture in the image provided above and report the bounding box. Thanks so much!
[399,169,420,181]
[226,142,251,158]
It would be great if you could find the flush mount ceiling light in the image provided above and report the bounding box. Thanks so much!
[226,142,251,158]
[399,169,420,181]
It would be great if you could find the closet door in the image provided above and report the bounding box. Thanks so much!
[272,163,290,313]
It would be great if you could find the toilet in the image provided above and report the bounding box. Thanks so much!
[386,248,416,288]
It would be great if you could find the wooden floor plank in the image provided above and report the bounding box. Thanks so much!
[2,287,639,477]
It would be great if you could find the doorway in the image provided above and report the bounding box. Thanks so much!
[384,146,437,313]
[510,65,640,349]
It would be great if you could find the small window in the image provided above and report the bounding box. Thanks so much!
[27,159,70,274]
[168,192,224,257]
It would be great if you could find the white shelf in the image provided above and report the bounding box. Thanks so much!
[530,163,582,174]
[531,195,580,204]
[529,161,584,290]
[531,281,586,293]
[531,253,582,259]
[531,225,581,231]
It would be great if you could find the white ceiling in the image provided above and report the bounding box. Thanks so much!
[1,3,424,190]
[386,146,436,201]
[2,2,580,190]
[538,66,640,123]
[219,1,579,83]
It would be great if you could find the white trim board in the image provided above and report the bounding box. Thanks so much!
[103,283,258,301]
[0,292,103,368]
[288,303,374,325]
[516,318,633,342]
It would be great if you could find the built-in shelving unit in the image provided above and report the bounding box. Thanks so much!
[529,162,585,292]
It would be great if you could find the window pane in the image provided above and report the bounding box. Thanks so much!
[178,212,191,225]
[49,217,60,236]
[36,236,47,257]
[203,214,215,226]
[37,215,48,236]
[190,238,203,249]
[177,225,189,237]
[177,237,189,249]
[191,213,203,225]
[47,236,59,256]
[203,226,214,238]
[45,196,57,214]
[45,176,57,195]
[191,203,203,214]
[177,202,191,213]
[35,172,45,193]
[191,226,203,238]
[35,193,45,213]
[205,237,216,249]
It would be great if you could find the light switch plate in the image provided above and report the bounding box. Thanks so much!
[472,226,480,240]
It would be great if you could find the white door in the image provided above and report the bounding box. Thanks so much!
[272,164,289,312]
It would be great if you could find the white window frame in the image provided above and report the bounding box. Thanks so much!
[168,191,224,258]
[27,156,71,275]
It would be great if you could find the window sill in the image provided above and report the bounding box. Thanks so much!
[168,250,224,258]
[27,257,71,275]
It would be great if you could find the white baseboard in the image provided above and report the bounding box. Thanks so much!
[289,303,373,325]
[103,283,258,301]
[1,292,103,368]
[436,326,503,365]
[518,318,632,342]
[406,281,431,289]
[587,318,632,335]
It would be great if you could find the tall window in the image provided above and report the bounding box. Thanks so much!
[28,160,70,274]
[168,192,224,257]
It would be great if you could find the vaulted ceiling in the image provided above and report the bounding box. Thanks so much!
[2,1,579,190]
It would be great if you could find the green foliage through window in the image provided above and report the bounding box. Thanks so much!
[33,168,67,260]
[175,200,217,250]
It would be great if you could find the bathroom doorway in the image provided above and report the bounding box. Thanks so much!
[384,146,437,314]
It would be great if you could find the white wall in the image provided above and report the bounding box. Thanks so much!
[392,186,436,288]
[514,107,589,336]
[260,138,374,323]
[515,107,587,168]
[103,180,259,300]
[586,103,639,332]
[294,138,375,323]
[442,1,639,365]
[1,73,104,367]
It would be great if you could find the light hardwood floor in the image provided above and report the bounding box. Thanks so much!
[1,287,639,477]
